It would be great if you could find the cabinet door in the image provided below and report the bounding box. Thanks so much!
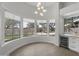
[69,37,79,53]
[69,37,76,46]
[74,38,79,52]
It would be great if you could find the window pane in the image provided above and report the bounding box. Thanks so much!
[37,20,47,35]
[5,12,21,42]
[12,20,20,39]
[64,16,79,35]
[49,19,55,36]
[23,18,35,37]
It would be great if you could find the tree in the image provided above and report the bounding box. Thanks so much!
[5,18,20,40]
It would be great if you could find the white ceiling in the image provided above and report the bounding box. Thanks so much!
[26,2,55,8]
[1,2,78,20]
[59,2,78,9]
[1,2,56,20]
[60,3,79,18]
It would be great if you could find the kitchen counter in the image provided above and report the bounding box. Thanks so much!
[61,34,79,53]
[62,34,79,38]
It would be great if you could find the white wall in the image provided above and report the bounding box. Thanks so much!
[0,5,5,46]
[47,3,60,46]
[0,36,55,56]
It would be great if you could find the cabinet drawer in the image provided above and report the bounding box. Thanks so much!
[69,41,76,46]
[69,45,76,49]
[69,41,79,47]
[69,44,75,48]
[69,37,75,40]
[70,47,77,51]
[69,38,79,44]
[69,37,79,52]
[70,46,79,52]
[69,43,79,52]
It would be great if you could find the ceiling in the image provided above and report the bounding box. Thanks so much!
[26,2,55,8]
[1,2,79,20]
[26,2,78,9]
[60,2,79,18]
[59,2,78,9]
[1,2,56,20]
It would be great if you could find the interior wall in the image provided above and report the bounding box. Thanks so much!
[47,3,60,46]
[0,5,5,46]
[0,36,55,55]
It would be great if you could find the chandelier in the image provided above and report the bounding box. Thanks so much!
[34,2,47,16]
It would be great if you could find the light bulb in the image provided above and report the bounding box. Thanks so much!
[39,25,42,28]
[40,13,43,16]
[37,2,41,7]
[37,2,41,6]
[37,7,41,10]
[34,11,38,14]
[41,6,44,9]
[36,5,40,8]
[43,9,47,12]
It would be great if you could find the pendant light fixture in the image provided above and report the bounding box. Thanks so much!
[34,2,47,16]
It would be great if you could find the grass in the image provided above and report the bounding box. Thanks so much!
[5,33,33,42]
[5,35,20,42]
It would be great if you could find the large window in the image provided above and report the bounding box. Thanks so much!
[5,12,21,42]
[64,16,79,35]
[4,12,56,42]
[37,20,47,35]
[23,18,35,36]
[49,19,55,36]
